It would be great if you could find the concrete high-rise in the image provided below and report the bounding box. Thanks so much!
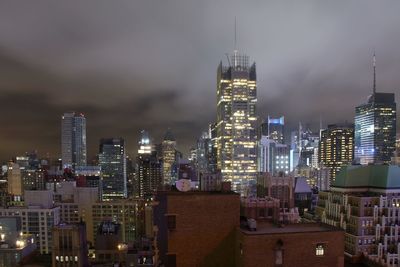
[216,50,257,195]
[354,55,396,164]
[162,129,176,185]
[319,124,354,184]
[61,112,87,169]
[99,138,127,200]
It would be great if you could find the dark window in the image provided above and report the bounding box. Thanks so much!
[259,209,265,217]
[167,254,176,267]
[167,215,176,231]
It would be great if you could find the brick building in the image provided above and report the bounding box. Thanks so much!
[153,191,240,267]
[236,221,344,267]
[154,190,344,267]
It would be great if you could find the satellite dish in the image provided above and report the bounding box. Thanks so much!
[176,179,191,192]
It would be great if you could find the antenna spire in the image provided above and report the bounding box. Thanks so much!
[234,16,237,52]
[373,51,376,94]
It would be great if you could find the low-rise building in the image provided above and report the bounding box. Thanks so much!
[52,222,89,267]
[0,217,36,266]
[0,205,60,254]
[236,221,344,267]
[316,165,400,265]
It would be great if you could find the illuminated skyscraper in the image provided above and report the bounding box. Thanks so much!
[61,112,87,169]
[319,124,354,184]
[162,129,177,185]
[258,137,289,175]
[355,55,396,164]
[260,116,285,144]
[136,130,162,198]
[99,138,127,200]
[216,50,257,194]
[138,130,152,155]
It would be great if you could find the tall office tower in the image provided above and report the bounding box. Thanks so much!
[7,162,23,203]
[162,129,177,185]
[99,138,127,200]
[216,50,257,194]
[355,55,397,165]
[61,112,87,169]
[260,116,285,143]
[208,122,218,173]
[258,137,289,175]
[137,131,162,198]
[195,131,214,176]
[319,124,354,184]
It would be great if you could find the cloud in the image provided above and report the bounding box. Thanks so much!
[0,0,399,161]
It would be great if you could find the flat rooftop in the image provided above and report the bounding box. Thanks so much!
[157,190,239,195]
[240,221,341,235]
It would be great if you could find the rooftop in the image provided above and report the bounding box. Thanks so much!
[240,221,341,235]
[332,165,400,190]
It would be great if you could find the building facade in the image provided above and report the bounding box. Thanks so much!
[319,123,354,185]
[99,138,127,200]
[355,57,396,165]
[61,112,87,169]
[316,165,400,265]
[355,92,396,165]
[260,116,285,143]
[52,223,89,267]
[236,221,344,267]
[153,191,240,267]
[258,136,290,175]
[162,129,177,185]
[137,131,163,199]
[216,51,257,195]
[0,206,60,254]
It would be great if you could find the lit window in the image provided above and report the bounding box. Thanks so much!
[316,243,325,256]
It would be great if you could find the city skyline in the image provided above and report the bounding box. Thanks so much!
[1,1,400,161]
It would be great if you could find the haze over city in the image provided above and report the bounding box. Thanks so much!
[1,1,400,161]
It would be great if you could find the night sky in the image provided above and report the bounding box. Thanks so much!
[0,1,400,162]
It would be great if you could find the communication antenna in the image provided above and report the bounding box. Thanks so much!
[234,16,237,52]
[373,51,377,94]
[233,17,238,67]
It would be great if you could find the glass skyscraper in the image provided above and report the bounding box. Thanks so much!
[61,112,87,169]
[355,56,396,164]
[355,93,396,164]
[99,138,127,200]
[216,51,257,195]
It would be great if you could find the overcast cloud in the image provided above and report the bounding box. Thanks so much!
[0,0,399,161]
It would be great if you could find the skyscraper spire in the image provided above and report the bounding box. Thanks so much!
[373,51,377,94]
[234,16,237,52]
[233,17,238,67]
